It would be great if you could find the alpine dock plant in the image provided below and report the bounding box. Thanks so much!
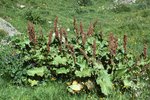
[3,16,150,97]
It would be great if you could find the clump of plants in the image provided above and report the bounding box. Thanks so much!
[1,17,150,97]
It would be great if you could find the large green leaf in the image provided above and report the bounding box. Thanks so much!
[53,67,70,74]
[52,56,67,65]
[75,68,93,77]
[123,78,132,88]
[94,62,104,70]
[27,67,47,77]
[96,70,113,96]
[115,68,127,78]
[28,79,38,86]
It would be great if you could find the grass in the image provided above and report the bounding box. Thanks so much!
[0,0,150,99]
[0,0,149,55]
[0,78,99,100]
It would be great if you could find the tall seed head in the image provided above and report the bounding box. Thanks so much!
[108,33,117,56]
[123,35,127,53]
[143,44,147,59]
[92,40,96,58]
[87,23,94,36]
[54,16,59,39]
[63,29,68,45]
[27,21,37,45]
[73,17,79,37]
[80,22,83,35]
[47,30,53,52]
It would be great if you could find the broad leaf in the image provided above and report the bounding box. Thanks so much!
[27,67,47,77]
[123,78,132,88]
[28,79,38,86]
[68,84,83,92]
[52,56,67,65]
[75,68,92,77]
[96,70,113,96]
[53,67,70,74]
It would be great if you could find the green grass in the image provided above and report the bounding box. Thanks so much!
[0,0,149,55]
[0,0,150,99]
[0,78,99,100]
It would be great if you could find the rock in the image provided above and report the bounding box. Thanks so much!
[114,0,136,4]
[0,18,21,36]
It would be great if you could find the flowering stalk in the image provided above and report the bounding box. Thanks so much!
[39,26,43,39]
[47,30,53,52]
[123,35,127,53]
[67,44,76,64]
[114,37,118,54]
[143,44,147,59]
[93,19,98,28]
[59,28,63,52]
[79,48,89,62]
[108,33,118,56]
[63,29,68,45]
[87,23,94,36]
[99,31,103,41]
[82,32,86,46]
[54,16,59,39]
[80,22,83,35]
[27,21,37,45]
[73,17,79,38]
[92,40,96,58]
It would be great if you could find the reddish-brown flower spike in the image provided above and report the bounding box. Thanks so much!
[123,35,127,53]
[39,26,43,39]
[73,17,76,29]
[67,44,76,64]
[59,28,63,43]
[92,40,96,58]
[59,28,63,52]
[108,33,113,55]
[108,33,117,56]
[80,22,83,35]
[114,37,118,55]
[99,31,103,40]
[54,16,59,39]
[87,23,94,36]
[47,30,53,52]
[79,48,90,62]
[82,32,86,46]
[73,17,79,37]
[27,21,37,45]
[54,16,58,31]
[143,44,147,59]
[93,19,98,28]
[62,29,68,45]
